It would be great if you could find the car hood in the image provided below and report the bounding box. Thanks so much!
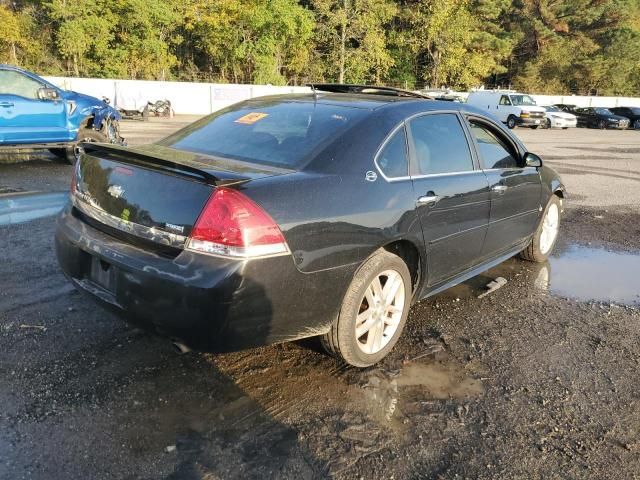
[547,111,576,119]
[520,106,546,113]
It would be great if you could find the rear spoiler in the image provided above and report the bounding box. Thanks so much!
[80,143,250,187]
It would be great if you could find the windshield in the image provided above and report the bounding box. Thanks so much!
[595,108,613,115]
[159,99,367,168]
[544,106,559,112]
[509,95,536,106]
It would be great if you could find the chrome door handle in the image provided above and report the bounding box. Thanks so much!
[416,194,440,206]
[0,102,14,108]
[492,185,508,194]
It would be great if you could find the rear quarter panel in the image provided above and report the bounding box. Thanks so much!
[241,107,426,274]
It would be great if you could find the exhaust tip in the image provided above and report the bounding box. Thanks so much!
[171,341,191,355]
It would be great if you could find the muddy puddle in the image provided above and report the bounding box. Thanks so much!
[360,357,483,424]
[546,245,640,305]
[438,244,640,306]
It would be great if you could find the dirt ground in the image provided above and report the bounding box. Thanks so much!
[1,119,639,479]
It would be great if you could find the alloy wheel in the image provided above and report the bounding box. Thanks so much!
[539,203,559,255]
[355,270,405,355]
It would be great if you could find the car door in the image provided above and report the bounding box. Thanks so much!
[466,116,542,260]
[496,94,512,122]
[0,69,67,144]
[407,112,491,288]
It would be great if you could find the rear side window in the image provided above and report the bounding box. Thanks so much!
[469,122,519,169]
[160,101,367,168]
[408,114,473,176]
[376,127,408,178]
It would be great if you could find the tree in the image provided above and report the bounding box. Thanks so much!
[311,0,396,83]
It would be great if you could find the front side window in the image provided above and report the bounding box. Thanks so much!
[408,114,474,176]
[469,121,519,170]
[499,95,512,106]
[509,95,536,106]
[0,71,43,100]
[376,127,408,178]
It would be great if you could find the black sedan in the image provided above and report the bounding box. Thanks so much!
[572,107,630,129]
[610,107,640,129]
[55,84,565,367]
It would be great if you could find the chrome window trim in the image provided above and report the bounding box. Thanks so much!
[373,123,411,183]
[373,109,483,184]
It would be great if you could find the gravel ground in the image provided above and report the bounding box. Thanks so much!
[1,120,639,479]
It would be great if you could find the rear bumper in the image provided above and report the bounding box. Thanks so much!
[55,205,355,352]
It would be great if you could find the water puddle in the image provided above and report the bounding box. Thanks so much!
[547,245,640,305]
[0,191,67,226]
[361,358,483,422]
[437,244,640,306]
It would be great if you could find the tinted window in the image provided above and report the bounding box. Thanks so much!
[160,100,367,168]
[470,122,519,169]
[408,114,473,175]
[0,70,42,99]
[510,95,536,106]
[595,108,613,115]
[377,127,408,178]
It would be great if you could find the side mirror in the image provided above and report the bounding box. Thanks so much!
[38,87,60,101]
[524,152,543,168]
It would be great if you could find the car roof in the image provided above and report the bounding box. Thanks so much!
[243,92,469,112]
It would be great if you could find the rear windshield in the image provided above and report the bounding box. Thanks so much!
[159,99,367,168]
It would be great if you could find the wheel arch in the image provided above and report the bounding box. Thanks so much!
[381,239,423,298]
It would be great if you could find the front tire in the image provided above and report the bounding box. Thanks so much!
[520,195,561,263]
[51,128,108,165]
[321,250,411,367]
[506,115,517,129]
[598,119,607,130]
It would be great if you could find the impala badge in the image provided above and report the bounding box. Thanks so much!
[365,171,378,182]
[107,184,125,199]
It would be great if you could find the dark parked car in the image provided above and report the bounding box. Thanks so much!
[55,84,565,367]
[572,107,630,129]
[610,107,640,129]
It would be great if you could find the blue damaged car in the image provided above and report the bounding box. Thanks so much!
[0,65,124,163]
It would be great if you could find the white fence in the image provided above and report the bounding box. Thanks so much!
[44,76,311,115]
[44,76,640,115]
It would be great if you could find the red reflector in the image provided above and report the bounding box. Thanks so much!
[188,187,288,258]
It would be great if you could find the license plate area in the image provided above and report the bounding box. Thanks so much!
[89,256,116,293]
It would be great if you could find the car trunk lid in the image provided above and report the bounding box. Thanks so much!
[72,143,292,249]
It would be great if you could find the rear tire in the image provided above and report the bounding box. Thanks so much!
[321,250,411,367]
[506,115,517,129]
[520,195,561,263]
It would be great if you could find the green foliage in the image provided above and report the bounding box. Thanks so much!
[1,0,639,94]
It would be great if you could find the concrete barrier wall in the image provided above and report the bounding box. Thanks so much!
[44,76,640,114]
[45,76,311,115]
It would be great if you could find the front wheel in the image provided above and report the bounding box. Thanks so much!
[545,118,552,129]
[531,125,539,129]
[520,195,561,263]
[321,250,411,367]
[506,115,517,129]
[51,128,108,165]
[598,119,607,130]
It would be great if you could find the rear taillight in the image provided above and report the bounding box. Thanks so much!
[186,187,289,258]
